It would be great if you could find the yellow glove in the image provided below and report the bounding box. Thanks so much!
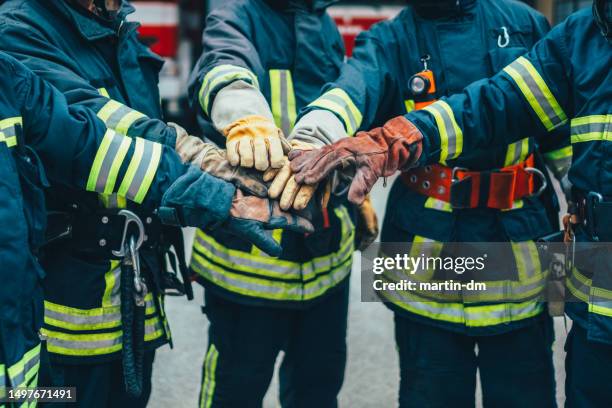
[224,115,288,171]
[355,194,379,251]
[263,140,319,211]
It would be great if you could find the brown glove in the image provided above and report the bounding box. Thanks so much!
[290,116,423,205]
[263,140,318,211]
[355,194,379,251]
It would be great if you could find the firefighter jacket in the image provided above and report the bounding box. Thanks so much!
[0,53,191,392]
[408,7,611,343]
[187,0,355,308]
[301,0,572,334]
[0,0,189,363]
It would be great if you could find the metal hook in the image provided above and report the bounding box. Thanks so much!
[498,26,510,48]
[112,210,145,257]
[420,54,431,71]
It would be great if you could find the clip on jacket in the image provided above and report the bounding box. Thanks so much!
[401,154,547,210]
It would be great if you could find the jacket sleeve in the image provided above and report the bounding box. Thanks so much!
[187,7,271,128]
[408,22,572,165]
[300,28,399,136]
[0,21,177,147]
[14,59,235,221]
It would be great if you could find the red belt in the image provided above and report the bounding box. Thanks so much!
[400,155,547,210]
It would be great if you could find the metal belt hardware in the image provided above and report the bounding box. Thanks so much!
[113,210,147,307]
[585,191,604,241]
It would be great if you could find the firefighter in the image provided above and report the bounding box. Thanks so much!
[184,0,379,406]
[0,52,312,408]
[0,0,311,406]
[291,1,611,406]
[287,0,572,406]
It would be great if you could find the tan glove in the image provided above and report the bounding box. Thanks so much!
[263,140,319,211]
[224,115,289,171]
[170,122,268,197]
[355,194,379,251]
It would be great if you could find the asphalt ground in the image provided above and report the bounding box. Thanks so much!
[150,178,569,408]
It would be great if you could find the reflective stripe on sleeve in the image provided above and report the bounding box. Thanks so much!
[97,100,146,135]
[199,64,260,115]
[86,130,132,195]
[543,145,573,176]
[200,344,219,408]
[0,117,22,148]
[570,115,611,143]
[308,88,363,135]
[7,344,41,389]
[269,69,297,136]
[424,101,464,164]
[117,138,162,204]
[504,138,530,167]
[503,57,567,131]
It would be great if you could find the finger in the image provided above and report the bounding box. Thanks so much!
[268,162,292,199]
[226,139,240,167]
[286,215,314,234]
[280,137,292,155]
[253,135,270,171]
[246,226,282,257]
[293,184,317,211]
[263,167,281,182]
[238,137,254,168]
[320,180,332,209]
[268,135,285,169]
[234,170,269,198]
[280,177,300,210]
[347,167,377,205]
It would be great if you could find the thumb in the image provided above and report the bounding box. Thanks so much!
[245,226,282,257]
[347,167,378,205]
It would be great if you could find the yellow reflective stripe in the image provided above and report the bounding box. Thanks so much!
[501,199,525,212]
[42,329,122,356]
[144,316,165,342]
[98,88,110,98]
[7,344,40,389]
[504,137,530,166]
[308,88,363,135]
[44,300,121,331]
[117,138,162,204]
[200,344,219,408]
[512,241,541,281]
[86,130,132,194]
[0,117,22,147]
[250,229,283,257]
[570,114,611,143]
[503,57,567,131]
[269,69,297,136]
[97,100,146,135]
[424,101,463,164]
[102,261,121,307]
[199,64,260,115]
[424,197,452,213]
[544,145,573,161]
[405,99,416,113]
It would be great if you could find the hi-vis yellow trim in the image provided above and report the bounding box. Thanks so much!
[308,88,363,135]
[570,115,611,144]
[503,57,567,131]
[199,64,260,115]
[405,99,416,113]
[117,138,162,204]
[250,229,283,257]
[200,344,219,408]
[97,88,110,98]
[504,138,530,167]
[0,116,22,148]
[424,101,463,164]
[544,145,573,161]
[269,69,297,136]
[7,343,40,390]
[97,100,146,135]
[102,261,121,307]
[424,197,452,212]
[42,329,123,356]
[86,130,131,195]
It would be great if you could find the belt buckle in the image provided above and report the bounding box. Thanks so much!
[586,192,603,241]
[524,167,548,198]
[451,166,469,184]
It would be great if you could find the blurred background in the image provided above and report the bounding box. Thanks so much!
[128,1,588,406]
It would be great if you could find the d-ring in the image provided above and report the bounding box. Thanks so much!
[498,26,510,48]
[525,167,547,198]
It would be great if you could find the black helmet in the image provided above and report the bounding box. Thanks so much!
[594,0,612,43]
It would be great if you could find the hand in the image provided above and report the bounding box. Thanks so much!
[263,140,318,211]
[355,194,379,251]
[290,116,423,204]
[224,115,289,171]
[170,122,206,163]
[225,190,314,256]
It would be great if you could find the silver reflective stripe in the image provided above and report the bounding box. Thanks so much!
[279,70,292,136]
[322,93,359,135]
[200,344,219,408]
[95,132,128,192]
[7,344,40,388]
[46,335,122,351]
[106,104,134,130]
[45,308,121,328]
[424,102,462,161]
[303,260,352,298]
[571,121,607,137]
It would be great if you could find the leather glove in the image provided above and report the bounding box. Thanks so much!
[355,194,379,251]
[225,190,314,256]
[263,140,318,211]
[290,116,423,205]
[170,122,268,198]
[224,115,290,171]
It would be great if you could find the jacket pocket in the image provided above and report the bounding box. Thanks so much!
[487,46,528,73]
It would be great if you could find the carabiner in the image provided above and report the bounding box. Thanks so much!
[112,210,145,258]
[498,26,510,48]
[525,167,548,198]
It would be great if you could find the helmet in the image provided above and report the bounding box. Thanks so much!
[594,0,612,43]
[406,0,476,18]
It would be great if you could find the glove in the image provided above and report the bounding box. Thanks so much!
[263,140,318,211]
[225,189,315,256]
[290,116,424,205]
[170,123,268,197]
[159,167,313,257]
[355,194,379,251]
[224,115,289,171]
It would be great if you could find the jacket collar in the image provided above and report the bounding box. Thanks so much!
[43,0,136,40]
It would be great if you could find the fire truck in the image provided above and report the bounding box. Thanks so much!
[128,0,403,122]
